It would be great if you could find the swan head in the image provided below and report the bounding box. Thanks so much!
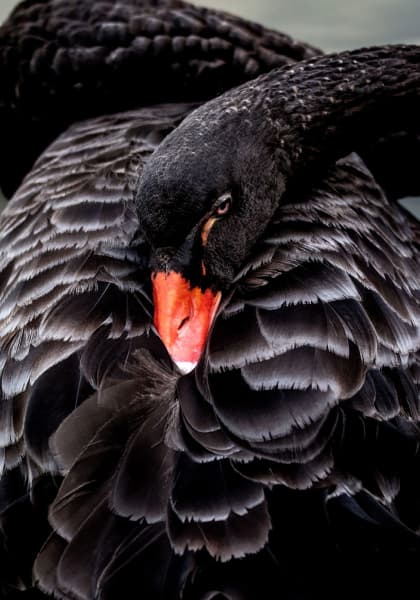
[136,97,286,372]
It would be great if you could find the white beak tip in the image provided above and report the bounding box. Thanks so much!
[175,361,197,375]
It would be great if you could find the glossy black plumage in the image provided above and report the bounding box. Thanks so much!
[0,1,420,599]
[0,0,318,198]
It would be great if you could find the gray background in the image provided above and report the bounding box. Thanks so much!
[1,0,419,214]
[2,0,420,51]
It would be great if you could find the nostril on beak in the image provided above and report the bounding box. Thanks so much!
[178,316,190,331]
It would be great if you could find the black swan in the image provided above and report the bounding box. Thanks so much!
[1,1,420,599]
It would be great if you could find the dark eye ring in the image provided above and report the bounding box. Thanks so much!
[215,194,232,217]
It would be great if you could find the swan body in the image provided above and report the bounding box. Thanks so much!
[0,2,420,599]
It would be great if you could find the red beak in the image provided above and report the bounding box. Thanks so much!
[152,271,221,374]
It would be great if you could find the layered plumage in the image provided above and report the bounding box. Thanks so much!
[0,1,420,599]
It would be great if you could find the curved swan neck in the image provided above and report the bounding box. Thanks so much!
[136,44,420,280]
[148,44,420,215]
[154,45,420,198]
[260,45,420,177]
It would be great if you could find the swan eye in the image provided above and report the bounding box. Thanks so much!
[215,194,232,217]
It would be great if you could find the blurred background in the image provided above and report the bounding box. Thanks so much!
[0,0,419,213]
[1,0,420,51]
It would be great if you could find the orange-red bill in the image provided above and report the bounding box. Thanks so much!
[152,271,221,374]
